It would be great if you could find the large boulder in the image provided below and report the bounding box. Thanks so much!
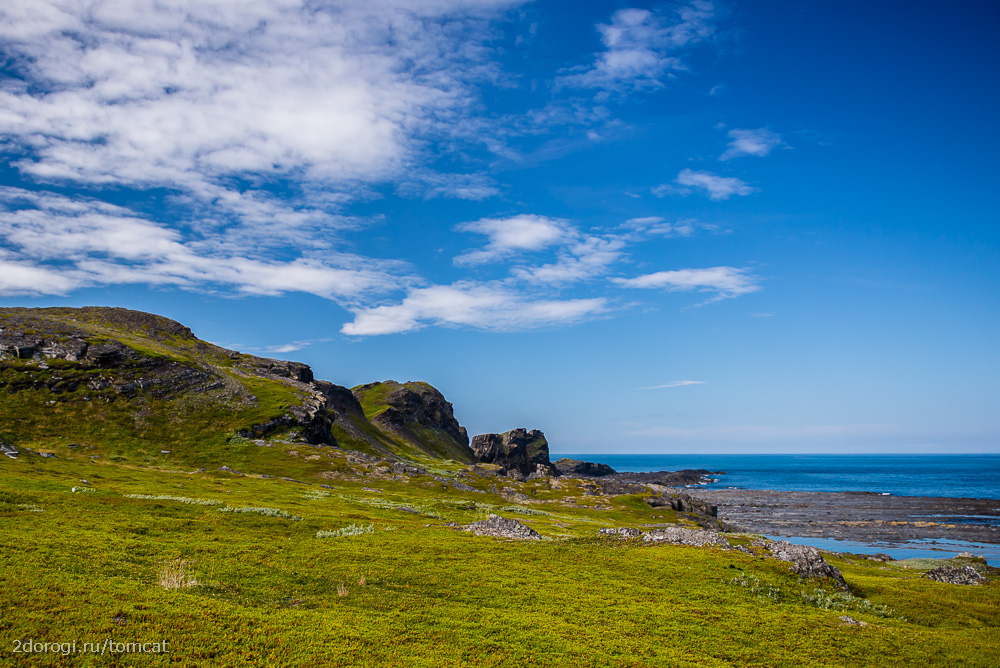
[553,458,616,477]
[471,428,557,480]
[768,541,848,590]
[466,514,542,540]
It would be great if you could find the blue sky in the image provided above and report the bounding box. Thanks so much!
[1,0,998,454]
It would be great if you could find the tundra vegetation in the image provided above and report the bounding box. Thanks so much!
[1,308,997,666]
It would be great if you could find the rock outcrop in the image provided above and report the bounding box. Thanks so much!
[553,458,616,477]
[767,541,848,590]
[352,381,476,463]
[470,428,557,480]
[922,565,986,585]
[642,526,731,548]
[466,514,542,540]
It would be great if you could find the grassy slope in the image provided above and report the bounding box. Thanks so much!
[0,308,309,473]
[1,452,998,667]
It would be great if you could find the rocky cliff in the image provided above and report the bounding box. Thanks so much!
[470,428,557,480]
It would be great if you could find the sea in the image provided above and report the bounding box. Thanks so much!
[559,454,1000,565]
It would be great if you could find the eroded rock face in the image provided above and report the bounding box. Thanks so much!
[642,527,731,548]
[767,541,848,590]
[923,565,986,585]
[471,428,556,480]
[466,514,542,540]
[553,458,616,477]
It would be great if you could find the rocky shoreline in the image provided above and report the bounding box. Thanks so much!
[661,487,1000,546]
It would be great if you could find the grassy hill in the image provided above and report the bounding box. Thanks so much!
[0,306,472,476]
[2,307,998,666]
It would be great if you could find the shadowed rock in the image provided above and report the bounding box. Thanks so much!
[553,458,616,477]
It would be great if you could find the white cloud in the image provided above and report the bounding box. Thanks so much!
[720,128,784,160]
[454,214,574,265]
[558,2,716,94]
[0,187,405,299]
[622,216,715,237]
[612,266,760,302]
[511,236,626,284]
[341,282,607,335]
[639,380,705,390]
[655,169,755,200]
[0,0,522,214]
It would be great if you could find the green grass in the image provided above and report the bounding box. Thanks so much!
[1,451,997,667]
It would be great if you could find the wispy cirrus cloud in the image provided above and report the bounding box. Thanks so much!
[341,282,607,335]
[639,380,705,390]
[557,2,717,95]
[612,266,761,302]
[654,168,756,200]
[720,128,784,160]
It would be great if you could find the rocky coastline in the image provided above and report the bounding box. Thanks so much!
[676,487,1000,546]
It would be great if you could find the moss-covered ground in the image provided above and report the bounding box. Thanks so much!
[2,450,998,667]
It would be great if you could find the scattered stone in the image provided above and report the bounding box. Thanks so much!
[466,514,542,540]
[39,452,55,458]
[923,565,986,586]
[1,442,20,459]
[767,541,848,590]
[642,527,731,548]
[839,615,868,627]
[449,481,482,493]
[598,527,643,539]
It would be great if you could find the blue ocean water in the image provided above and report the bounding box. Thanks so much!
[558,453,1000,564]
[559,454,1000,500]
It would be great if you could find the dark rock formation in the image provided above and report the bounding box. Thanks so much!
[642,526,731,548]
[471,428,556,480]
[922,565,986,585]
[553,458,616,477]
[767,541,848,590]
[466,514,542,540]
